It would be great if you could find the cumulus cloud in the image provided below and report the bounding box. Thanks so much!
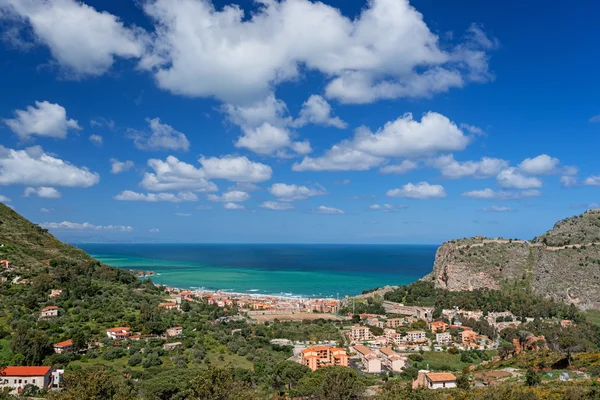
[174,213,192,217]
[140,156,217,192]
[40,207,51,213]
[429,155,507,179]
[268,183,325,201]
[89,134,103,146]
[24,186,61,199]
[199,155,272,183]
[228,182,260,192]
[90,118,115,129]
[129,117,190,152]
[461,188,541,200]
[3,101,81,140]
[314,205,344,214]
[292,95,347,128]
[387,182,446,199]
[41,221,133,231]
[0,0,147,77]
[583,176,600,186]
[139,0,495,103]
[0,145,99,187]
[379,160,418,175]
[460,123,485,136]
[0,195,11,203]
[369,204,405,212]
[518,154,560,175]
[224,202,245,210]
[293,112,466,172]
[479,205,513,212]
[207,191,250,203]
[261,201,293,211]
[149,228,160,233]
[110,159,134,174]
[114,190,198,202]
[497,168,543,189]
[234,123,310,157]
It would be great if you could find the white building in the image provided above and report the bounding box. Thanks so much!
[39,306,58,319]
[406,330,426,343]
[0,366,53,393]
[379,348,406,372]
[384,328,404,346]
[353,345,381,373]
[350,325,373,342]
[106,327,131,340]
[166,326,183,337]
[436,332,452,345]
[425,372,457,390]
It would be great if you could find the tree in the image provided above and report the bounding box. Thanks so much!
[186,368,261,400]
[273,361,311,391]
[456,373,470,390]
[47,368,135,400]
[525,369,541,386]
[296,367,366,400]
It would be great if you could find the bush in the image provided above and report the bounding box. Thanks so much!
[128,353,142,367]
[102,347,126,361]
[408,354,423,362]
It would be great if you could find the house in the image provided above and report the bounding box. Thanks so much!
[384,328,404,346]
[350,325,373,342]
[561,320,573,328]
[159,302,179,311]
[365,318,385,329]
[430,321,449,333]
[0,260,11,269]
[379,347,406,372]
[163,342,183,351]
[40,306,58,318]
[49,289,63,297]
[106,327,131,340]
[406,330,426,343]
[353,345,381,373]
[385,318,404,328]
[0,366,53,393]
[413,370,457,390]
[53,339,73,354]
[461,330,479,348]
[436,332,452,345]
[166,326,183,337]
[299,346,348,371]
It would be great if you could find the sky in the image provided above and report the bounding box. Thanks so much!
[0,0,598,244]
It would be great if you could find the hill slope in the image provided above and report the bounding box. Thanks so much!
[423,209,600,310]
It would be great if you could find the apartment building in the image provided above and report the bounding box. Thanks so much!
[379,347,406,372]
[300,346,348,371]
[353,345,381,373]
[350,325,373,342]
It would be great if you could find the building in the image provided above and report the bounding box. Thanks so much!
[413,370,457,390]
[436,332,452,345]
[384,328,404,346]
[300,346,348,371]
[53,339,73,354]
[379,347,406,372]
[461,330,479,348]
[0,260,11,269]
[49,289,63,297]
[365,318,385,328]
[40,305,58,319]
[406,330,426,343]
[159,302,179,311]
[382,302,434,322]
[0,366,53,393]
[350,325,373,342]
[166,326,183,337]
[164,342,183,351]
[106,327,131,340]
[385,318,404,328]
[430,321,449,333]
[353,345,381,373]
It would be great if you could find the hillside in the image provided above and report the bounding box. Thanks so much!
[0,203,97,268]
[423,209,600,309]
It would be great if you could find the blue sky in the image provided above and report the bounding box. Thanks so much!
[0,0,598,244]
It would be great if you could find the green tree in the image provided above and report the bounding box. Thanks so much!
[296,367,366,400]
[525,369,541,386]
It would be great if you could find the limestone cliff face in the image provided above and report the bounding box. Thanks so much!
[423,209,600,310]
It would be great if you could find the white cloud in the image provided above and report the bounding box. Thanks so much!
[293,145,385,172]
[223,94,290,128]
[518,154,559,175]
[429,155,507,179]
[199,155,272,183]
[334,179,351,185]
[140,156,217,192]
[149,228,160,233]
[224,202,245,210]
[89,134,103,146]
[0,195,11,203]
[207,190,250,203]
[3,101,81,140]
[560,176,578,188]
[24,186,61,199]
[583,176,600,186]
[110,159,134,174]
[261,201,293,211]
[114,190,198,202]
[174,213,192,217]
[369,204,404,212]
[460,123,485,136]
[387,182,446,199]
[0,145,99,187]
[139,0,495,104]
[41,221,133,231]
[0,0,147,77]
[497,168,543,189]
[129,117,190,152]
[234,122,309,156]
[40,207,51,213]
[90,118,115,129]
[461,188,542,200]
[379,160,418,175]
[314,205,344,214]
[268,183,325,201]
[228,182,260,192]
[480,206,512,212]
[292,95,346,128]
[589,115,600,123]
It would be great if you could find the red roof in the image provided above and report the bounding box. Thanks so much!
[54,339,73,348]
[42,306,58,311]
[107,327,130,332]
[2,366,52,377]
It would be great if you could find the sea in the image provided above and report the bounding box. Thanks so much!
[79,244,437,298]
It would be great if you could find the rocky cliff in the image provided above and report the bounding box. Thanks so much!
[423,209,600,310]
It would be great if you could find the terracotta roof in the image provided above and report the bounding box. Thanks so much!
[107,327,130,332]
[3,366,52,377]
[54,339,73,348]
[426,372,457,382]
[159,302,177,306]
[353,345,374,356]
[379,347,399,357]
[42,306,58,311]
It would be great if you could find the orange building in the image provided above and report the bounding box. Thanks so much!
[299,346,348,371]
[461,330,479,347]
[430,321,448,333]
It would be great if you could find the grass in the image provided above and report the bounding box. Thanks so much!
[413,351,497,372]
[0,338,13,364]
[206,351,253,370]
[584,310,600,327]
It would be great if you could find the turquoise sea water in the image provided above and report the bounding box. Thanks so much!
[79,244,437,298]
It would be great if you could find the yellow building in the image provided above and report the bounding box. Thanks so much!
[299,346,348,371]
